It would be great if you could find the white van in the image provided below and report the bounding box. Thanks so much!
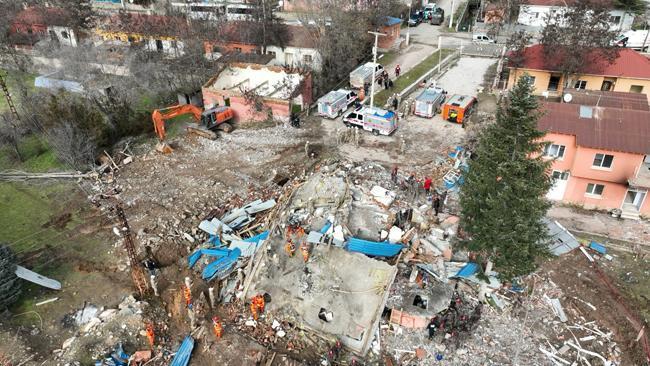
[472,33,496,44]
[614,30,649,51]
[342,106,398,136]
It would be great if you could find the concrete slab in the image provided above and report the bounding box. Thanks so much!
[248,242,396,355]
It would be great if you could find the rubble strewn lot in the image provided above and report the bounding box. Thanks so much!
[2,58,648,366]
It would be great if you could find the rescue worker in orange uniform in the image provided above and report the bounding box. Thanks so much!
[285,240,296,257]
[145,323,155,348]
[250,294,266,320]
[183,285,192,307]
[212,316,223,339]
[300,242,310,263]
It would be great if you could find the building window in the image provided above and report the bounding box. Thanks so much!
[544,144,566,159]
[592,153,614,168]
[586,183,605,196]
[303,54,312,63]
[155,39,164,51]
[267,50,276,57]
[171,40,177,49]
[234,47,242,53]
[551,170,569,181]
[630,85,644,93]
[609,15,621,24]
[574,80,587,89]
[548,75,561,91]
[522,75,535,86]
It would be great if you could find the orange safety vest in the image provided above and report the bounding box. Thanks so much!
[212,320,223,338]
[183,285,192,306]
[146,324,155,348]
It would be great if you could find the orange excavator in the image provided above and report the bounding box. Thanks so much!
[152,104,235,153]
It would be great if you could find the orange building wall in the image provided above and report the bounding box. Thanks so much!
[542,133,577,172]
[204,40,258,54]
[570,147,644,184]
[542,132,648,214]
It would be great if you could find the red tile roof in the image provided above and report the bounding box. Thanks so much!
[538,102,650,154]
[12,6,71,28]
[509,44,650,80]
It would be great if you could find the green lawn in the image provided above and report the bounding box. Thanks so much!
[375,48,455,106]
[0,136,64,173]
[378,51,399,67]
[0,70,37,113]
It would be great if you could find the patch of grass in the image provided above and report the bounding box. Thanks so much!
[375,48,455,106]
[0,182,79,253]
[0,136,64,172]
[0,70,37,113]
[378,51,399,67]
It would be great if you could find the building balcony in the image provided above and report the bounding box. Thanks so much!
[628,162,650,190]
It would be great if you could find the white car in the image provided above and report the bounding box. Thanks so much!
[472,33,497,44]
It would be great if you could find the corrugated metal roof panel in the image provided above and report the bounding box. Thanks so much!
[538,102,650,155]
[346,237,403,257]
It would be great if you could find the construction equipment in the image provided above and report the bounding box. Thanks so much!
[152,104,235,153]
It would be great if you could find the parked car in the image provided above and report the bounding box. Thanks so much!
[472,33,497,44]
[408,11,423,26]
[430,8,445,25]
[423,3,438,20]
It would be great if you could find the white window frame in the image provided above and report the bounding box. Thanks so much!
[544,143,566,159]
[592,153,614,169]
[574,80,587,89]
[585,183,605,198]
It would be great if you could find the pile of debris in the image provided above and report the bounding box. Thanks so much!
[54,296,151,364]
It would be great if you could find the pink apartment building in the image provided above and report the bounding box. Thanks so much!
[538,102,650,219]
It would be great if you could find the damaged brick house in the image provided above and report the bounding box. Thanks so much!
[94,13,188,56]
[9,6,79,49]
[202,63,313,123]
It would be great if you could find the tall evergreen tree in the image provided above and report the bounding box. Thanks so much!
[459,76,552,280]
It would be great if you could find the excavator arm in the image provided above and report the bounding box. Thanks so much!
[152,104,203,141]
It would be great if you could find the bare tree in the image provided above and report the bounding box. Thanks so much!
[540,0,620,87]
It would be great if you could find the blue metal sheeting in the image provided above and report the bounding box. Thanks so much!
[589,241,607,254]
[202,248,241,281]
[243,230,269,243]
[319,220,332,234]
[188,248,230,269]
[345,237,403,257]
[455,263,479,278]
[170,336,194,366]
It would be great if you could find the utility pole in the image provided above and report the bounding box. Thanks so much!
[406,3,412,46]
[115,205,149,298]
[449,0,456,28]
[0,72,19,120]
[368,31,386,108]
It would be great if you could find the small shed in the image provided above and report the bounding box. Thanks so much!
[378,16,402,49]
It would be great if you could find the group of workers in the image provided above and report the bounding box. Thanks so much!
[391,166,446,214]
[285,224,311,262]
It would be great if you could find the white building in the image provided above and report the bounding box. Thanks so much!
[48,25,78,47]
[170,1,257,21]
[517,0,635,31]
[266,26,322,71]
